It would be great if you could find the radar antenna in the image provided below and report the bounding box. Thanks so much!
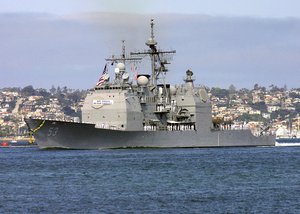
[105,40,142,84]
[130,19,176,86]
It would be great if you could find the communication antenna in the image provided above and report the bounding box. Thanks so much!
[105,40,142,84]
[131,19,176,86]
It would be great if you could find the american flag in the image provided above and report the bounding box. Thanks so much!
[130,63,138,80]
[96,63,108,86]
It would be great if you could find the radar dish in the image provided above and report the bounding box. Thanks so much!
[199,88,208,102]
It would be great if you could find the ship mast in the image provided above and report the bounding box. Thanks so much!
[130,19,176,86]
[105,40,141,84]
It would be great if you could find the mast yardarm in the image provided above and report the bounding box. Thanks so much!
[131,19,176,86]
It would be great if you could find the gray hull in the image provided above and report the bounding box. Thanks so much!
[25,118,275,149]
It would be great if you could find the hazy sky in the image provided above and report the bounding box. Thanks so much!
[0,0,299,89]
[1,0,299,17]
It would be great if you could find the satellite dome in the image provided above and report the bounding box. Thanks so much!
[137,75,149,86]
[114,67,120,74]
[117,63,125,71]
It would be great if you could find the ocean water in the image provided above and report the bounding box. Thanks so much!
[0,147,299,214]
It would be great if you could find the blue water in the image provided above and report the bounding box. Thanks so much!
[0,147,299,213]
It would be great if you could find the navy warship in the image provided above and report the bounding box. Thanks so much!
[25,19,275,149]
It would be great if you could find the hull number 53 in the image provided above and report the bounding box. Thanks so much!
[48,127,59,137]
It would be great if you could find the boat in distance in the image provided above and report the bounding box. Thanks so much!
[25,19,275,149]
[275,138,300,147]
[275,126,300,146]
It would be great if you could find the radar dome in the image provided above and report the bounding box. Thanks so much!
[114,67,120,74]
[137,75,149,86]
[146,38,157,46]
[117,63,125,71]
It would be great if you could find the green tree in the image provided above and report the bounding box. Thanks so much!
[21,85,35,96]
[62,86,68,94]
[228,84,236,94]
[211,87,229,98]
[37,88,51,98]
[295,103,300,114]
[250,101,268,113]
[62,106,79,117]
[271,109,290,120]
[50,85,56,95]
[237,113,264,122]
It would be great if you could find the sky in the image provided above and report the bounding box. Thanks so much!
[0,0,300,89]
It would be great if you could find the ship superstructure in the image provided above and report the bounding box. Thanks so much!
[82,19,210,132]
